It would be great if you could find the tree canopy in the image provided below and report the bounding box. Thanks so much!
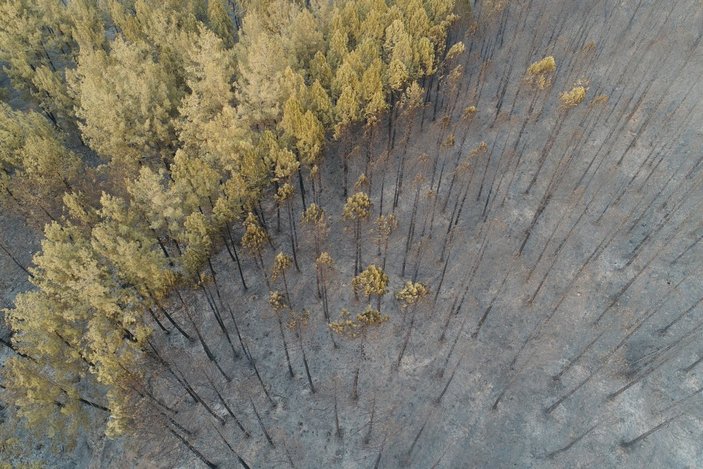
[0,0,460,459]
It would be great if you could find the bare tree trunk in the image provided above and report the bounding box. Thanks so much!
[168,427,218,469]
[250,397,275,447]
[0,240,33,278]
[277,314,295,378]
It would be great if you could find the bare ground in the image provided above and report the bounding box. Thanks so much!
[3,0,703,467]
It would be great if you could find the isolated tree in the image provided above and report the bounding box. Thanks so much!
[271,139,302,238]
[395,281,429,366]
[275,183,301,271]
[376,214,398,270]
[242,211,270,288]
[272,252,294,307]
[212,177,249,289]
[268,288,295,378]
[525,55,556,89]
[428,41,465,120]
[350,264,389,399]
[343,191,372,275]
[391,81,424,207]
[302,203,329,299]
[316,251,334,322]
[353,264,390,311]
[560,85,587,107]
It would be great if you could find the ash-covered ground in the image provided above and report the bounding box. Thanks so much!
[3,0,703,467]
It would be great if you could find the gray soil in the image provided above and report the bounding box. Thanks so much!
[3,0,703,467]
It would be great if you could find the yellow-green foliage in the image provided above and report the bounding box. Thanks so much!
[376,214,398,239]
[0,0,461,446]
[526,56,556,89]
[269,290,287,310]
[484,0,509,15]
[273,147,301,181]
[560,86,587,107]
[445,42,466,62]
[329,306,388,336]
[275,182,295,203]
[316,251,334,267]
[242,212,268,253]
[329,312,359,336]
[356,306,389,326]
[272,252,293,280]
[343,191,372,221]
[470,141,489,157]
[463,105,478,119]
[303,203,324,224]
[527,56,556,75]
[395,281,430,307]
[0,104,82,223]
[353,173,368,191]
[591,94,609,106]
[287,309,310,330]
[352,265,389,298]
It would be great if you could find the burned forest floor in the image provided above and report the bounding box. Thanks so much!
[4,0,703,467]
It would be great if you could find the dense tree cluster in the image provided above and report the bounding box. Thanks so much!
[0,0,460,461]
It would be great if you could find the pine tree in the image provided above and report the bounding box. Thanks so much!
[0,103,82,224]
[349,263,389,400]
[208,0,237,47]
[352,264,390,312]
[178,25,238,157]
[67,0,108,53]
[307,79,334,128]
[70,37,182,168]
[343,191,372,275]
[242,211,271,288]
[234,0,302,127]
[127,167,185,248]
[180,211,214,276]
[268,267,295,378]
[376,214,398,270]
[310,51,334,90]
[0,0,466,459]
[275,182,302,271]
[0,0,76,122]
[3,356,94,446]
[395,281,429,366]
[315,251,334,322]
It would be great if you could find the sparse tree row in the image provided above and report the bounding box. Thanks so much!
[0,0,461,460]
